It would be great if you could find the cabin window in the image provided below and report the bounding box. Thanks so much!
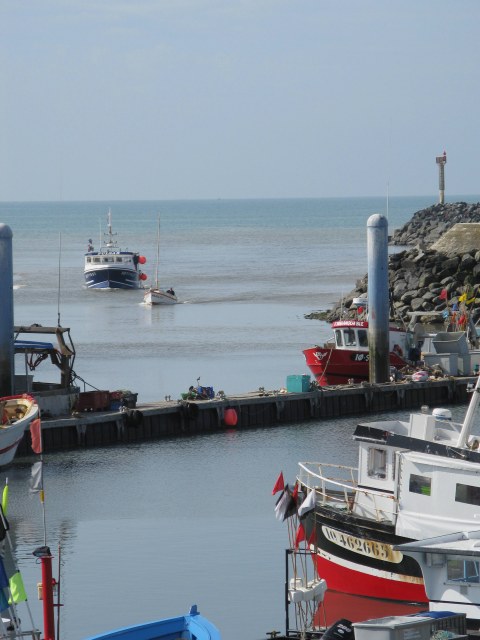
[455,483,480,506]
[104,257,114,263]
[409,474,431,496]
[86,257,91,263]
[358,330,368,348]
[343,329,356,347]
[335,330,344,347]
[367,448,386,479]
[116,257,123,263]
[447,558,480,584]
[93,257,100,263]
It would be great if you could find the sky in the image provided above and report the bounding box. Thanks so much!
[0,0,479,202]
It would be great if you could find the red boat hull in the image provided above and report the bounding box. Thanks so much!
[303,346,406,386]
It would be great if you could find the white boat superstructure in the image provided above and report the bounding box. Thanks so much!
[296,374,480,603]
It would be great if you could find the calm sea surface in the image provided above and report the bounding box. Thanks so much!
[1,196,479,638]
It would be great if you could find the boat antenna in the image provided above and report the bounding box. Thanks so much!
[57,232,62,327]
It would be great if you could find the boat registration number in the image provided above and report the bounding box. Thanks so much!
[322,526,402,563]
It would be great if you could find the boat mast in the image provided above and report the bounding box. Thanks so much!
[155,217,160,288]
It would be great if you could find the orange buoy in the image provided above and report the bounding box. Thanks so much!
[224,408,238,427]
[139,273,147,281]
[138,256,147,264]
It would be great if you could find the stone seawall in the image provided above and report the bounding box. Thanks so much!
[310,202,480,324]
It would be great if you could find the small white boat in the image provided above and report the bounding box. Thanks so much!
[143,218,177,305]
[0,394,39,466]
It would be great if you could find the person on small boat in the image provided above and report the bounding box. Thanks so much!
[167,287,175,296]
[87,239,94,252]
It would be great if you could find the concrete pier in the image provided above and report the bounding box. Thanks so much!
[16,377,474,457]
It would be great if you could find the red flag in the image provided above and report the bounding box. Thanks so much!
[357,306,363,314]
[294,522,306,549]
[307,527,316,547]
[292,482,298,501]
[30,418,42,454]
[272,472,284,495]
[439,288,448,300]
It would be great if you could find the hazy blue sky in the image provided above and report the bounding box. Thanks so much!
[0,1,478,201]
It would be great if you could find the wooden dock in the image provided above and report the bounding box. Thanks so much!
[16,377,476,456]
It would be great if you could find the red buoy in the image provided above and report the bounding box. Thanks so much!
[224,408,238,426]
[138,256,147,264]
[140,273,147,281]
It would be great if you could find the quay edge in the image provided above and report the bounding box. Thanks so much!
[16,377,477,456]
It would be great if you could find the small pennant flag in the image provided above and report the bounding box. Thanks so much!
[0,589,8,612]
[9,572,27,603]
[29,461,43,494]
[439,288,448,301]
[2,482,8,516]
[298,489,316,519]
[272,472,285,495]
[459,292,467,302]
[30,418,42,454]
[0,559,9,590]
[275,486,297,521]
[294,522,306,549]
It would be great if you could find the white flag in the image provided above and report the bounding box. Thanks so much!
[298,489,315,518]
[30,462,43,494]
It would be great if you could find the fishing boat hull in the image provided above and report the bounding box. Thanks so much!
[303,345,407,386]
[0,395,39,466]
[304,507,427,604]
[84,605,221,640]
[84,265,140,289]
[143,288,177,305]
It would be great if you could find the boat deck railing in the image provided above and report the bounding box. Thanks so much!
[297,462,398,522]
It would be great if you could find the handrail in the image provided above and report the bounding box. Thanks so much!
[298,461,398,522]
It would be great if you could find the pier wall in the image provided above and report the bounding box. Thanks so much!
[16,377,475,457]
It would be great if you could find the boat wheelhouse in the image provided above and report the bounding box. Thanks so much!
[303,318,409,386]
[84,210,147,290]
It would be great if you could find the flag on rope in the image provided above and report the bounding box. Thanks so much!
[298,489,316,519]
[439,288,448,301]
[0,559,9,590]
[0,589,8,613]
[459,292,467,302]
[272,472,285,495]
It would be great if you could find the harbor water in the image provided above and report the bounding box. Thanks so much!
[1,196,480,638]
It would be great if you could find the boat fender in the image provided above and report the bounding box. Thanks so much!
[322,618,354,640]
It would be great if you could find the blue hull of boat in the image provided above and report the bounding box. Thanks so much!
[85,268,140,290]
[84,605,221,640]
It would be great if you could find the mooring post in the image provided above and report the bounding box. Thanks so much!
[0,224,14,396]
[436,150,447,204]
[367,214,390,383]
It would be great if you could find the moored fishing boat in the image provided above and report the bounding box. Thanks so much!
[84,209,147,289]
[289,372,480,610]
[0,395,39,466]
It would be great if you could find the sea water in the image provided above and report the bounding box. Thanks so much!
[1,195,455,401]
[1,195,479,638]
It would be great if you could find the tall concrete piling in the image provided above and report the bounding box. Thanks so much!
[0,225,14,396]
[367,214,390,383]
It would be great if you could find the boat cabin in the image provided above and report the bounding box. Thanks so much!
[353,410,480,539]
[330,320,409,357]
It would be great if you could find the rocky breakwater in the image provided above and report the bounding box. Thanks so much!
[308,202,480,324]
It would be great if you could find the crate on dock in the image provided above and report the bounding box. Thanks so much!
[353,615,431,640]
[286,375,310,393]
[76,391,110,412]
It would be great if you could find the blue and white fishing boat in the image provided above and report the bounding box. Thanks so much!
[84,605,221,640]
[84,210,147,289]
